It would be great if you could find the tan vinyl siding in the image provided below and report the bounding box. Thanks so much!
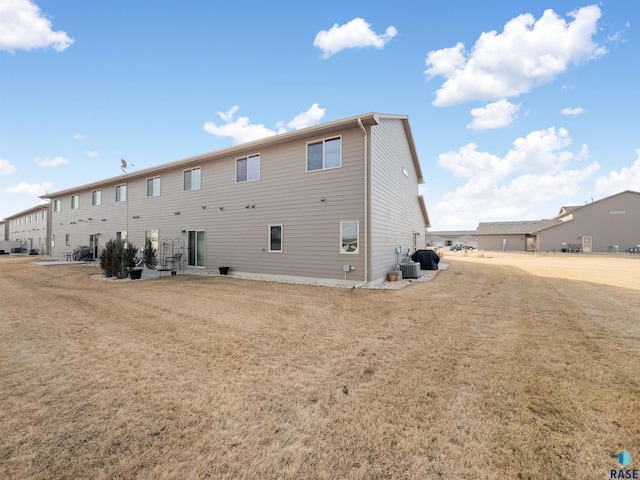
[537,191,640,252]
[49,128,366,281]
[369,117,427,282]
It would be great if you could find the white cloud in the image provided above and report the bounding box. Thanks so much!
[425,6,606,106]
[0,158,17,175]
[595,149,640,195]
[34,156,68,167]
[434,127,599,229]
[4,181,53,196]
[287,103,326,130]
[85,150,99,158]
[467,99,521,130]
[73,133,87,140]
[204,108,281,144]
[217,106,239,123]
[204,104,326,144]
[314,17,397,58]
[561,106,585,116]
[0,0,74,52]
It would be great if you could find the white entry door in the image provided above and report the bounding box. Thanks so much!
[582,236,592,253]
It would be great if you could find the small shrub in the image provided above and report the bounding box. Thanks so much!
[99,239,138,278]
[143,239,157,269]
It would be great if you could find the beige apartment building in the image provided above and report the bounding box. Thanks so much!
[1,204,50,255]
[41,113,430,286]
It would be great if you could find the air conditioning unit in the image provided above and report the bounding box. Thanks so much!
[400,262,421,279]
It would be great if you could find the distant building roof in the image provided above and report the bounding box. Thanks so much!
[476,220,556,235]
[425,230,476,237]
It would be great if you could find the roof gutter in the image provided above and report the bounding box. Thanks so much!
[358,117,368,285]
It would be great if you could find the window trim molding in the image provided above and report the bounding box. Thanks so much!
[340,220,359,254]
[116,184,127,203]
[235,153,261,183]
[306,136,342,172]
[71,194,79,210]
[146,176,161,198]
[92,189,102,206]
[183,167,202,192]
[268,224,283,253]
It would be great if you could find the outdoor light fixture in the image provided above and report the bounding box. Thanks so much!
[174,211,181,215]
[181,230,186,234]
[320,198,326,202]
[101,219,107,222]
[245,205,250,209]
[201,205,207,209]
[218,207,223,211]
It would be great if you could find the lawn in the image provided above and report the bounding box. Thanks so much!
[1,253,639,479]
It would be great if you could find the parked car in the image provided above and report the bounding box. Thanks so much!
[450,244,464,251]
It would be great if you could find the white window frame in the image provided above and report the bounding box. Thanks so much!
[53,199,61,212]
[145,229,159,251]
[306,136,342,172]
[146,176,161,197]
[92,189,102,206]
[268,224,283,252]
[236,154,260,183]
[183,167,201,191]
[340,221,359,254]
[116,184,127,202]
[71,195,79,210]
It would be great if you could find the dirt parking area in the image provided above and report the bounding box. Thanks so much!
[1,254,639,479]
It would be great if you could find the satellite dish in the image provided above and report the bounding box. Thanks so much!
[121,159,133,174]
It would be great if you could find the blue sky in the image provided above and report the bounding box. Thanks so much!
[1,0,638,229]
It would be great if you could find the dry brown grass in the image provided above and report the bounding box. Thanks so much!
[1,254,639,479]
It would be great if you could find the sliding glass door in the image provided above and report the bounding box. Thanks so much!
[188,230,206,267]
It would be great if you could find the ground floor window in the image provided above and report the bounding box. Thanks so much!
[340,221,359,254]
[116,231,128,247]
[188,230,205,267]
[145,229,159,251]
[269,224,282,252]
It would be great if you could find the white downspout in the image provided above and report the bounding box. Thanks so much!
[358,117,368,286]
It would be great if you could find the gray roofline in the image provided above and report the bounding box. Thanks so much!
[2,203,49,221]
[41,112,418,199]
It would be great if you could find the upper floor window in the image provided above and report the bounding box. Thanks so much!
[92,189,102,206]
[71,195,79,209]
[183,167,201,191]
[307,137,341,171]
[53,199,61,212]
[147,176,161,197]
[236,154,260,183]
[116,184,127,202]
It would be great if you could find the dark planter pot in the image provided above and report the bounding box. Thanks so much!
[219,266,230,275]
[129,269,143,280]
